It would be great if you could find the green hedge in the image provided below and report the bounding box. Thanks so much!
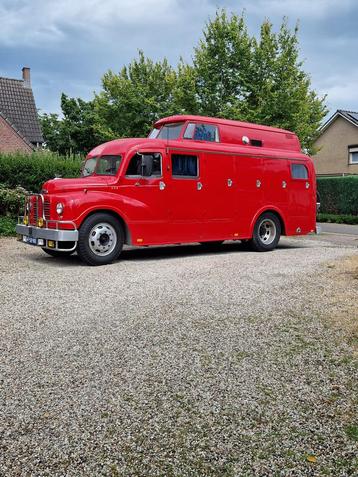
[0,151,82,193]
[317,213,358,225]
[317,176,358,215]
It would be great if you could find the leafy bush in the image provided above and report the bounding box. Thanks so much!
[0,151,82,193]
[0,216,17,236]
[0,184,27,217]
[317,176,358,215]
[317,213,358,225]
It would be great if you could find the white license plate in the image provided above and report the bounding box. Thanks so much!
[24,236,37,245]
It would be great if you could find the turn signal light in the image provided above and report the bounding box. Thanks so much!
[47,240,55,248]
[23,216,28,225]
[37,217,44,227]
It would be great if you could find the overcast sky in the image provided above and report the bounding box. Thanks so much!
[0,0,357,118]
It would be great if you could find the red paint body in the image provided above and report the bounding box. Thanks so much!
[39,115,316,246]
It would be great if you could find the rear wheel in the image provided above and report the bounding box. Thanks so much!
[42,248,75,257]
[77,213,124,266]
[249,212,281,252]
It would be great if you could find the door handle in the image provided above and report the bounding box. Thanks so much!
[305,182,310,189]
[227,178,233,187]
[282,180,287,189]
[197,182,203,191]
[256,179,261,188]
[159,181,166,190]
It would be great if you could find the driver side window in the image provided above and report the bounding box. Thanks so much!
[126,153,162,177]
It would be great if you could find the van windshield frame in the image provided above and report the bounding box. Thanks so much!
[81,155,122,177]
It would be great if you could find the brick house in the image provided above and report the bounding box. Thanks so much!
[0,67,44,153]
[313,109,358,176]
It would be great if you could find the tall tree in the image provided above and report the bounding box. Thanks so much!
[94,51,178,139]
[40,94,108,155]
[193,11,327,153]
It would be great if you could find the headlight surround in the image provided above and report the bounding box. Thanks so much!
[56,202,64,215]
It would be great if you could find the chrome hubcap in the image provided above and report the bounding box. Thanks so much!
[88,223,117,256]
[258,219,276,245]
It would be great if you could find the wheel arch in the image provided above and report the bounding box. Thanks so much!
[250,207,287,236]
[79,208,132,245]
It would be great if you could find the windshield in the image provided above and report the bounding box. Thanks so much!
[149,122,184,140]
[81,155,122,177]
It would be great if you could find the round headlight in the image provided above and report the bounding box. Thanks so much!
[56,202,64,215]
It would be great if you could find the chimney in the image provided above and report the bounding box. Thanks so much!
[22,67,31,88]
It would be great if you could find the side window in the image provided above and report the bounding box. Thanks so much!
[171,154,198,178]
[183,123,219,142]
[291,163,308,179]
[126,153,162,177]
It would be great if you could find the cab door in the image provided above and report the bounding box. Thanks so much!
[119,150,169,244]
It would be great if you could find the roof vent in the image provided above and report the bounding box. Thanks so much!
[250,139,263,147]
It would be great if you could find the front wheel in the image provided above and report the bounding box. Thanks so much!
[249,212,281,252]
[77,213,124,266]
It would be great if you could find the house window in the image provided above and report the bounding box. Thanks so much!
[171,154,198,177]
[291,163,308,179]
[348,146,358,164]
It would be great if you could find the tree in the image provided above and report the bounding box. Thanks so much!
[40,94,108,155]
[193,11,327,153]
[94,51,179,139]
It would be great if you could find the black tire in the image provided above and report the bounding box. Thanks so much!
[77,213,124,266]
[42,248,75,257]
[249,212,281,252]
[199,240,224,249]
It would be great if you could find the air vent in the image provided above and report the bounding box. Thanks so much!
[250,139,263,147]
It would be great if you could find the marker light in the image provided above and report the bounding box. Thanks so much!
[37,217,44,227]
[47,240,55,248]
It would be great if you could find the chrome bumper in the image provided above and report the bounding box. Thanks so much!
[16,223,79,241]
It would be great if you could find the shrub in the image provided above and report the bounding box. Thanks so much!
[317,213,358,225]
[317,176,358,215]
[0,151,82,193]
[0,184,27,217]
[0,216,17,236]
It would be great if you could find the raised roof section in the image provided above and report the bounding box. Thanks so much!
[154,115,301,153]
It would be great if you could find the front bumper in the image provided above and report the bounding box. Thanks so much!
[16,223,78,250]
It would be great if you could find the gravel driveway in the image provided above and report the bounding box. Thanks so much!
[0,237,357,476]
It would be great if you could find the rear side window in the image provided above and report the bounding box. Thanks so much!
[291,163,308,179]
[171,154,198,177]
[183,123,219,142]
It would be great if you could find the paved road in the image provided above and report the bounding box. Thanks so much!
[318,222,358,235]
[315,222,358,247]
[0,236,357,476]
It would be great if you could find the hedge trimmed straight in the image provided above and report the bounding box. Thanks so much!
[317,176,358,216]
[0,151,82,193]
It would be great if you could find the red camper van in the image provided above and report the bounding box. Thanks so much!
[16,115,317,265]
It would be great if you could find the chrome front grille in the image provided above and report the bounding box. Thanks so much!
[44,198,51,220]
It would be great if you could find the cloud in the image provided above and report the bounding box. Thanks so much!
[1,0,357,116]
[0,0,178,46]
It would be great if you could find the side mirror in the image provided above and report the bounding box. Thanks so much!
[141,155,153,177]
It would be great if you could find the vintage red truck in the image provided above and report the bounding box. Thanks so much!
[16,115,317,265]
